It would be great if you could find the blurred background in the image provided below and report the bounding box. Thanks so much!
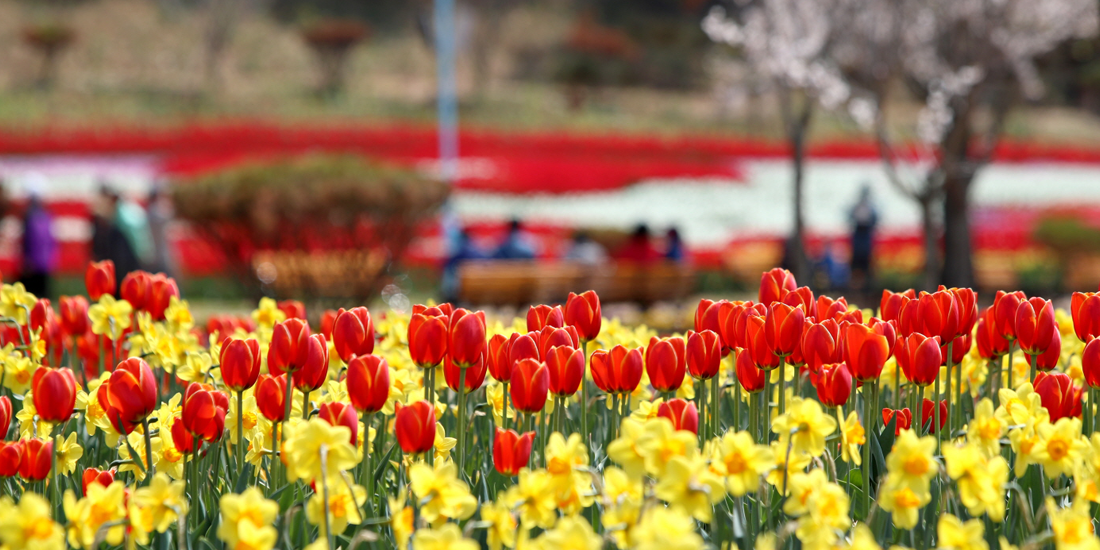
[2,0,1100,330]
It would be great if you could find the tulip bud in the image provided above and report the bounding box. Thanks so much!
[976,308,1009,359]
[759,267,797,305]
[882,407,912,435]
[318,402,359,445]
[744,314,779,370]
[269,318,311,375]
[782,287,815,319]
[510,359,550,414]
[816,296,849,322]
[1034,371,1083,422]
[395,401,436,455]
[103,357,158,433]
[880,289,915,324]
[443,353,487,394]
[509,332,541,365]
[1072,292,1100,343]
[950,287,979,339]
[59,295,89,337]
[85,261,115,300]
[182,383,228,442]
[292,334,330,393]
[120,271,151,311]
[526,305,564,332]
[1016,298,1057,357]
[814,363,852,408]
[486,334,513,383]
[1036,329,1061,372]
[82,467,116,495]
[0,396,10,440]
[764,302,805,358]
[493,428,534,476]
[657,398,698,434]
[0,441,23,477]
[545,345,585,397]
[320,309,340,340]
[448,309,487,368]
[695,299,733,350]
[1085,338,1100,389]
[993,290,1026,341]
[537,326,579,359]
[685,330,722,380]
[725,302,765,351]
[277,300,306,320]
[255,374,288,422]
[19,438,51,481]
[171,417,196,454]
[146,273,180,321]
[590,345,644,394]
[843,321,893,381]
[801,319,841,372]
[645,336,686,393]
[32,367,77,423]
[408,308,448,367]
[220,338,262,392]
[735,350,766,393]
[896,333,942,387]
[346,355,391,414]
[920,399,948,434]
[564,291,601,342]
[333,307,374,362]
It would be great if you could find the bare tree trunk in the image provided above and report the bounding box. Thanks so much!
[919,193,938,291]
[782,92,813,284]
[941,175,975,288]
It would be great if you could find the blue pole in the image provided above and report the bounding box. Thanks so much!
[435,0,459,184]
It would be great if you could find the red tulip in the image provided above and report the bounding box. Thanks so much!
[59,295,89,337]
[448,309,486,368]
[292,334,330,393]
[1034,371,1083,422]
[30,299,60,358]
[0,441,22,477]
[182,383,228,442]
[320,309,340,340]
[764,302,805,358]
[510,359,550,413]
[976,308,1010,359]
[414,303,454,317]
[146,274,179,321]
[726,303,767,352]
[103,357,158,432]
[920,399,948,434]
[85,261,115,300]
[1072,292,1100,343]
[277,300,306,320]
[816,296,849,321]
[220,338,261,392]
[759,267,797,305]
[268,319,311,375]
[171,417,196,454]
[345,355,391,414]
[486,334,512,383]
[318,402,359,445]
[685,330,722,380]
[564,291,602,342]
[0,397,10,439]
[882,408,912,435]
[815,363,852,408]
[993,290,1027,341]
[896,298,922,337]
[509,332,541,365]
[590,345,644,394]
[946,333,971,365]
[695,299,734,349]
[546,345,585,397]
[333,307,374,362]
[493,428,534,476]
[255,374,288,422]
[443,353,487,393]
[19,438,51,481]
[538,326,579,359]
[657,398,699,434]
[646,336,686,392]
[744,315,779,370]
[32,367,77,423]
[527,305,564,332]
[950,287,979,339]
[1083,337,1100,388]
[1016,298,1057,357]
[120,271,151,311]
[395,401,436,455]
[82,467,116,495]
[801,318,841,372]
[782,287,816,319]
[918,289,960,343]
[735,350,767,393]
[1035,329,1061,372]
[843,321,893,381]
[880,289,915,325]
[896,333,942,387]
[408,308,448,367]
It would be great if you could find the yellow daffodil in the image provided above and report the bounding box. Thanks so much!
[1048,497,1100,550]
[411,523,479,550]
[283,418,359,483]
[4,352,37,395]
[968,398,1005,457]
[637,417,698,477]
[407,461,477,525]
[0,493,64,550]
[63,482,128,548]
[480,498,517,550]
[711,430,773,497]
[251,297,286,329]
[841,410,865,465]
[88,295,133,340]
[53,432,83,475]
[433,422,456,464]
[545,432,589,476]
[130,473,188,538]
[1008,420,1045,477]
[883,430,938,495]
[608,418,647,479]
[503,468,558,529]
[878,483,927,529]
[850,524,882,550]
[532,516,602,550]
[654,454,725,522]
[389,491,414,549]
[1034,417,1088,478]
[997,383,1048,426]
[943,443,1009,522]
[217,487,279,549]
[630,506,705,550]
[164,296,194,332]
[796,481,850,550]
[771,397,836,458]
[305,478,366,536]
[765,440,812,492]
[0,283,36,325]
[784,468,829,517]
[937,514,988,550]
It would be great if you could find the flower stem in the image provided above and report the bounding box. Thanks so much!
[698,377,707,447]
[282,373,294,445]
[502,382,509,432]
[457,367,467,472]
[581,340,589,448]
[749,391,759,445]
[777,356,787,421]
[363,412,374,502]
[236,390,245,475]
[302,390,311,420]
[861,380,872,521]
[712,372,721,440]
[142,417,154,482]
[320,445,335,550]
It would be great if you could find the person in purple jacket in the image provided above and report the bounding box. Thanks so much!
[20,176,57,297]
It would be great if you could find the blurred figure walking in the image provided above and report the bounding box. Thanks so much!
[564,231,607,265]
[492,219,537,260]
[849,184,878,292]
[664,227,687,262]
[91,185,141,291]
[616,223,660,264]
[147,185,177,277]
[19,173,57,297]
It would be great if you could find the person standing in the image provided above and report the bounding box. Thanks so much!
[19,174,57,297]
[91,185,140,290]
[147,186,177,277]
[849,184,878,291]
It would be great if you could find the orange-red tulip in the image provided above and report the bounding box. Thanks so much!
[764,302,804,357]
[590,345,644,394]
[1016,298,1057,357]
[510,359,549,413]
[725,302,766,351]
[744,315,779,370]
[395,401,436,455]
[120,270,151,311]
[220,337,261,392]
[278,300,306,320]
[493,428,534,476]
[408,307,448,367]
[268,318,311,375]
[759,267,797,305]
[443,350,488,393]
[30,299,60,363]
[801,318,841,372]
[1083,337,1100,388]
[882,408,912,435]
[0,441,22,477]
[546,345,585,397]
[486,333,511,383]
[695,299,734,350]
[32,367,77,423]
[896,333,942,387]
[1072,292,1100,343]
[85,260,115,300]
[686,330,722,380]
[1036,329,1061,372]
[182,383,228,442]
[564,291,602,342]
[103,357,158,432]
[993,290,1026,341]
[816,296,849,321]
[646,336,686,392]
[171,417,196,454]
[527,305,564,332]
[782,287,816,319]
[735,349,766,393]
[345,355,391,414]
[255,374,288,422]
[843,321,893,381]
[59,295,89,337]
[292,334,330,393]
[333,307,374,362]
[918,289,960,343]
[448,309,486,368]
[509,332,541,365]
[920,399,948,434]
[880,289,915,325]
[538,326,579,360]
[976,307,1010,359]
[318,402,359,445]
[950,287,979,339]
[657,398,698,434]
[945,333,971,365]
[82,467,116,495]
[146,273,179,321]
[320,309,340,340]
[815,363,852,408]
[1035,371,1083,422]
[0,396,10,439]
[19,438,51,481]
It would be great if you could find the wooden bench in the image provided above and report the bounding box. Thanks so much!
[251,250,386,299]
[457,260,694,306]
